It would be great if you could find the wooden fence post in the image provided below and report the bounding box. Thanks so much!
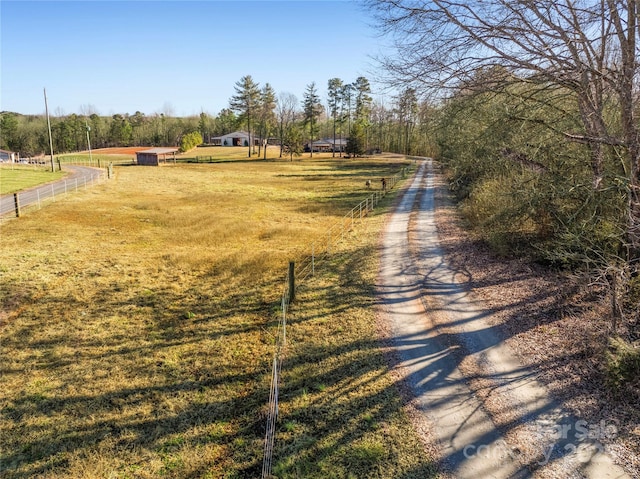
[13,193,20,217]
[288,261,295,303]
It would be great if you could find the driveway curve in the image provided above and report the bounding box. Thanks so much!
[377,159,629,479]
[0,165,105,217]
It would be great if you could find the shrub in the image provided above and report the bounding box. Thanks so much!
[606,336,640,393]
[179,131,203,152]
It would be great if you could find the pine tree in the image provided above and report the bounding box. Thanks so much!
[327,78,344,157]
[229,75,260,157]
[302,82,323,158]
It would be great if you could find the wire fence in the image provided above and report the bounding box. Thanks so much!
[0,170,107,221]
[56,156,135,167]
[261,163,415,478]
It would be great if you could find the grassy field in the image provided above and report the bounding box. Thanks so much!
[176,145,311,163]
[0,167,67,195]
[58,146,354,167]
[0,157,438,478]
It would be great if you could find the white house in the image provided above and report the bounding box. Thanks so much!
[211,131,260,147]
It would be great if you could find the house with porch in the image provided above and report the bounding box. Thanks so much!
[304,138,347,153]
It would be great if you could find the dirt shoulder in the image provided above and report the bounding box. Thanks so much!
[431,163,640,477]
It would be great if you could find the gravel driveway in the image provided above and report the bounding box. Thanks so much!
[377,159,629,479]
[0,165,105,217]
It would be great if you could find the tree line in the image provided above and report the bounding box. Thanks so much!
[0,75,435,160]
[368,0,640,388]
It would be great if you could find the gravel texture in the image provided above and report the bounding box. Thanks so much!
[430,164,640,478]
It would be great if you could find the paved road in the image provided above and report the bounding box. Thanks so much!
[0,166,104,217]
[377,159,629,478]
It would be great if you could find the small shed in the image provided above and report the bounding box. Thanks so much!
[0,149,16,162]
[136,147,179,166]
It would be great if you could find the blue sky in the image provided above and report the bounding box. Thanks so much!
[1,0,387,117]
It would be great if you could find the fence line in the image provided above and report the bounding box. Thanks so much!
[261,163,414,478]
[0,170,106,220]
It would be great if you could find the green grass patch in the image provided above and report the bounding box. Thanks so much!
[0,157,435,478]
[0,167,67,194]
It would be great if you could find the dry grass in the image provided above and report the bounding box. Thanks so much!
[0,157,435,478]
[272,201,438,478]
[176,146,355,163]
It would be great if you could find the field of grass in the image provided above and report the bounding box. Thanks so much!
[0,167,67,195]
[57,146,335,167]
[177,146,350,163]
[0,157,437,478]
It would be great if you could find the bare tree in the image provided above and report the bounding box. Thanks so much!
[369,0,640,272]
[395,87,418,156]
[276,92,299,158]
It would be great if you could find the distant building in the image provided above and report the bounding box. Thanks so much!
[136,147,179,166]
[210,131,260,147]
[304,138,347,153]
[0,149,16,162]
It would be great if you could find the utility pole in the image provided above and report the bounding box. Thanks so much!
[85,119,96,167]
[43,88,55,172]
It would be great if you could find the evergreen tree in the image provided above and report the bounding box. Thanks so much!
[229,75,261,157]
[257,83,277,159]
[198,112,210,143]
[302,82,323,158]
[346,121,365,157]
[214,108,239,136]
[353,76,373,151]
[340,83,354,139]
[0,113,19,151]
[283,121,304,161]
[327,78,344,157]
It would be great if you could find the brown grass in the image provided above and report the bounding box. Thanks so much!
[0,157,436,478]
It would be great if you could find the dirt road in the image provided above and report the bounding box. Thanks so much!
[377,159,629,478]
